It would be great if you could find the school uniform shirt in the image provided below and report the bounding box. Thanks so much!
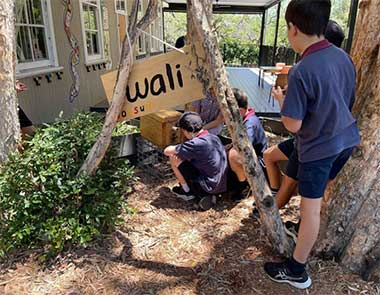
[192,92,223,135]
[281,40,360,163]
[243,108,267,158]
[175,131,228,194]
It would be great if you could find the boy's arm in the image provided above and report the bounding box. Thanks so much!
[164,145,177,157]
[272,86,303,133]
[281,116,302,133]
[203,113,224,130]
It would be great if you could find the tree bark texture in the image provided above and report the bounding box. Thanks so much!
[78,0,157,176]
[316,0,380,281]
[186,0,292,256]
[0,1,20,164]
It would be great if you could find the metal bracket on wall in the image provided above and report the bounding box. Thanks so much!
[45,73,52,83]
[56,71,63,80]
[33,76,42,86]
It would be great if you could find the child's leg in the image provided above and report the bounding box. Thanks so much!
[293,197,322,263]
[169,156,186,185]
[228,147,246,182]
[263,144,288,190]
[276,148,299,209]
[276,175,298,209]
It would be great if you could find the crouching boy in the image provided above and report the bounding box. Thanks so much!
[227,88,268,199]
[164,112,228,210]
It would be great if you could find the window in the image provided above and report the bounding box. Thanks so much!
[115,0,127,15]
[150,5,164,52]
[15,0,58,72]
[80,0,105,64]
[137,1,146,55]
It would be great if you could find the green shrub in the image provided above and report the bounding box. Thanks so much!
[221,40,259,66]
[0,113,136,257]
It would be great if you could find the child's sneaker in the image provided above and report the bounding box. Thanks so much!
[171,185,196,201]
[198,195,216,211]
[264,260,312,289]
[285,220,301,233]
[284,220,300,243]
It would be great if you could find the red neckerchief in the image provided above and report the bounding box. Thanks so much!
[196,130,209,137]
[243,108,255,123]
[301,39,332,60]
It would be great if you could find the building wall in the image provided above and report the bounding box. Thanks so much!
[17,0,164,125]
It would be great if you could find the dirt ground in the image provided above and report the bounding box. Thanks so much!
[0,170,379,295]
[1,135,379,294]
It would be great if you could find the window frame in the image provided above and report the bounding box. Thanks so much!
[150,5,164,53]
[137,1,146,55]
[15,0,59,73]
[79,0,106,65]
[115,0,127,15]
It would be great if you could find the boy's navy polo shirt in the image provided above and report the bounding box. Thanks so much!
[281,40,360,163]
[175,131,228,194]
[243,108,267,158]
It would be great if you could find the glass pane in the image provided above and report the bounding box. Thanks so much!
[91,32,99,54]
[15,0,28,24]
[88,5,98,30]
[16,26,33,63]
[83,5,90,29]
[86,31,93,55]
[120,1,125,11]
[31,26,48,60]
[27,0,44,25]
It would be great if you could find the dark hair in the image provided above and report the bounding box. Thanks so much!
[175,36,186,49]
[285,0,331,36]
[232,88,248,109]
[177,111,203,133]
[325,20,345,48]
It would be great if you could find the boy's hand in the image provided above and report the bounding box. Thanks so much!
[169,154,182,167]
[272,86,285,101]
[15,81,28,93]
[272,86,286,109]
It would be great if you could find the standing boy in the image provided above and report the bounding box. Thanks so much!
[263,19,348,210]
[264,0,360,289]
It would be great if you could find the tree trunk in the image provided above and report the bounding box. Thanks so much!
[78,0,158,176]
[0,1,20,164]
[316,0,380,281]
[186,0,292,256]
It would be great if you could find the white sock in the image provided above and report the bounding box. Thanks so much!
[181,183,190,193]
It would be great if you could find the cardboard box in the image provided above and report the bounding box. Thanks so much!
[140,110,182,148]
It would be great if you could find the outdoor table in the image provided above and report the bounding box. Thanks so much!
[258,66,282,88]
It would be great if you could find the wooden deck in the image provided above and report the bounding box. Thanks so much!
[226,67,280,114]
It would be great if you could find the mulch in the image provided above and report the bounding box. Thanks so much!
[0,133,379,294]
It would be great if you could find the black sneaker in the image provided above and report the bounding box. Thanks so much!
[231,181,251,201]
[171,185,195,201]
[250,206,260,219]
[285,220,301,233]
[198,195,216,211]
[264,261,312,289]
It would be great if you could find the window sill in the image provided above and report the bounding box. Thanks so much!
[16,66,64,79]
[136,53,147,60]
[150,50,164,56]
[84,59,108,67]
